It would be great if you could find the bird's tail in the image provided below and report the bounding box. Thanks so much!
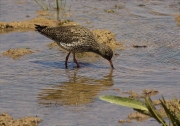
[34,24,47,32]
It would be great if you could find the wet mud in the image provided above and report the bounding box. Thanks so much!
[0,112,41,126]
[0,16,78,34]
[2,48,34,59]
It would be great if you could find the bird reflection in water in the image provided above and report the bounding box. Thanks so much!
[38,69,114,106]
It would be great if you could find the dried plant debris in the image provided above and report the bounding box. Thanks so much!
[114,4,125,9]
[2,48,34,59]
[0,112,41,126]
[142,89,158,97]
[104,9,115,13]
[128,112,149,122]
[122,89,159,98]
[119,118,132,124]
[138,4,145,7]
[122,90,141,98]
[133,45,147,48]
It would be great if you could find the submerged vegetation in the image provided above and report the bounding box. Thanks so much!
[100,95,180,126]
[33,0,68,11]
[32,0,71,22]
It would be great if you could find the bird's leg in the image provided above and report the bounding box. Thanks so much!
[65,52,71,69]
[73,53,80,68]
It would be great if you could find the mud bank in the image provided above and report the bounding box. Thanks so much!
[2,48,34,59]
[0,112,41,126]
[0,16,77,34]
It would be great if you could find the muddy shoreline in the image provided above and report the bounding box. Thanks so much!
[0,112,41,126]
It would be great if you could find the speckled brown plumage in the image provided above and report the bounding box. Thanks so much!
[35,24,114,68]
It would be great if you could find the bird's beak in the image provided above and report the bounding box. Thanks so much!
[108,60,114,69]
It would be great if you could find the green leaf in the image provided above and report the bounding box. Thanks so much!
[134,108,151,116]
[99,95,148,111]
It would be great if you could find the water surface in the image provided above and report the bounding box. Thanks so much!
[0,0,180,126]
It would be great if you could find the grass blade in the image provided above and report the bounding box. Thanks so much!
[33,0,45,10]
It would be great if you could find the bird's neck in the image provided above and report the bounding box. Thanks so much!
[92,43,106,57]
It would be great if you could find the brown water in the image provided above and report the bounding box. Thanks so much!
[0,0,180,126]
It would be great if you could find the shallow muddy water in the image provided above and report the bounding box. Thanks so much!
[0,0,180,126]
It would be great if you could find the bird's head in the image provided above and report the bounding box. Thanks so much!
[98,44,114,69]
